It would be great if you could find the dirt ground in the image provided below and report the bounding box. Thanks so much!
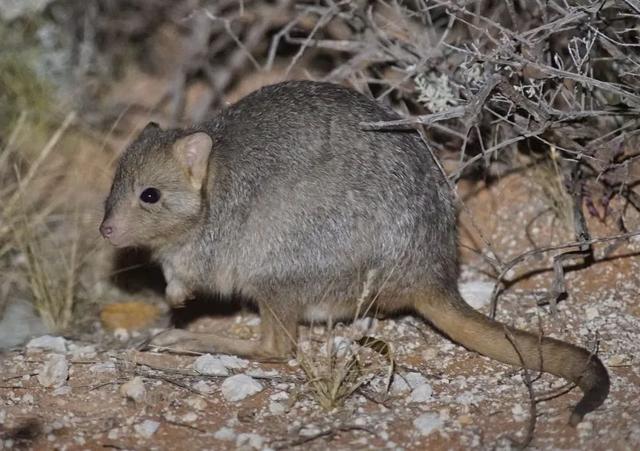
[1,171,639,451]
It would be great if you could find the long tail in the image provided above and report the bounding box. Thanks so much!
[414,289,609,426]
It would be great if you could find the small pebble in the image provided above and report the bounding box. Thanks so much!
[134,420,160,439]
[68,344,97,360]
[221,374,263,402]
[236,432,264,449]
[392,372,427,394]
[53,386,71,396]
[585,307,599,321]
[181,412,198,423]
[413,412,443,436]
[217,355,249,369]
[269,401,286,415]
[214,427,236,441]
[511,404,526,422]
[409,383,433,403]
[185,396,207,410]
[193,354,229,376]
[192,380,215,394]
[120,377,146,402]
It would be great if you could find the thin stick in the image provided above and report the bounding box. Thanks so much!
[3,112,77,216]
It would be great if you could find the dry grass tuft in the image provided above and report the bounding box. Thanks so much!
[297,273,396,410]
[0,111,108,333]
[298,323,396,411]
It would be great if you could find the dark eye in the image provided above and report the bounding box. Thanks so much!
[140,188,161,204]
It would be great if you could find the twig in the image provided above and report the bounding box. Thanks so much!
[490,230,640,317]
[272,424,377,450]
[3,112,77,216]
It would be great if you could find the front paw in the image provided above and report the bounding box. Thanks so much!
[165,280,192,308]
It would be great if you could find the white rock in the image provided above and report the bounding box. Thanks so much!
[107,429,119,440]
[585,307,599,321]
[181,412,198,423]
[269,391,289,401]
[68,344,97,360]
[422,348,438,361]
[134,420,159,439]
[89,361,116,373]
[405,372,428,388]
[218,355,249,369]
[413,412,443,436]
[458,281,494,309]
[185,396,207,410]
[456,390,481,406]
[392,372,428,394]
[221,374,263,402]
[577,420,593,432]
[120,377,146,402]
[269,401,286,415]
[27,335,67,353]
[0,410,6,424]
[37,354,69,388]
[408,383,433,403]
[192,380,214,394]
[53,386,71,396]
[21,393,34,404]
[193,354,229,376]
[299,426,322,437]
[511,404,526,422]
[236,432,264,449]
[390,377,410,394]
[50,420,65,431]
[213,427,235,441]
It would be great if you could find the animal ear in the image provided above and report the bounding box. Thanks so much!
[172,132,213,190]
[140,121,161,135]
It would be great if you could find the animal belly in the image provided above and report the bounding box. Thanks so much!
[303,302,358,323]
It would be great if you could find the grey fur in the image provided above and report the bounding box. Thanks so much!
[104,81,457,319]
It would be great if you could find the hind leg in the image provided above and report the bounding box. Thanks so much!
[150,301,298,362]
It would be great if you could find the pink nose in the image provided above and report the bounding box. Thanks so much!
[100,222,113,238]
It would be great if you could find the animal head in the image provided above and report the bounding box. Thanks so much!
[100,122,213,249]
